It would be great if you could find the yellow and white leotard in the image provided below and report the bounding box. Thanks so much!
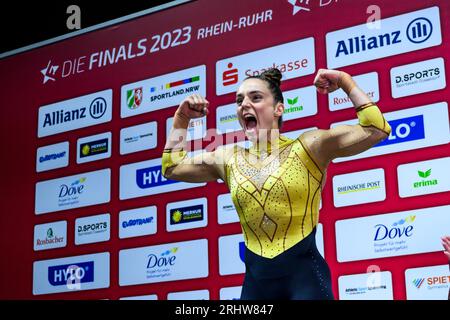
[224,134,323,259]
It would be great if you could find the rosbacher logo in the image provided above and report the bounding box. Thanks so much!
[38,89,112,137]
[326,7,442,68]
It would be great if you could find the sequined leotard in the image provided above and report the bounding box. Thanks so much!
[224,134,333,300]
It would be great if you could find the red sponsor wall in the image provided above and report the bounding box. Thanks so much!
[0,0,449,299]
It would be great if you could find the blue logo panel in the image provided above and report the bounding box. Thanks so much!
[48,261,94,286]
[375,115,425,147]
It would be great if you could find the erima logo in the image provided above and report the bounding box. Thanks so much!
[43,97,107,127]
[48,262,94,286]
[375,115,425,147]
[335,16,433,58]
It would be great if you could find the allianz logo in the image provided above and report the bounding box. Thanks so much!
[335,16,433,57]
[42,97,107,127]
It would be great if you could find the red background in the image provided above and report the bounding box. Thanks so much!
[0,0,449,299]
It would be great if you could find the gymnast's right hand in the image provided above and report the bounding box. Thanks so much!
[176,94,210,120]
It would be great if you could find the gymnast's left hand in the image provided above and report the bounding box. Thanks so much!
[313,68,347,94]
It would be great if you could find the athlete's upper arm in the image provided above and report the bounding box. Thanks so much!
[301,125,388,169]
[162,145,234,183]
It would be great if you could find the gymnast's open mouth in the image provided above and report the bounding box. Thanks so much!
[243,113,258,133]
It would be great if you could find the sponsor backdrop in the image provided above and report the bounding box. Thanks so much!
[0,0,448,300]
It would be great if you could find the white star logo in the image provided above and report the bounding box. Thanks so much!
[287,0,311,15]
[41,60,59,84]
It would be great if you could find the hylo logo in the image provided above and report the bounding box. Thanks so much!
[136,165,176,189]
[223,63,238,86]
[147,248,178,269]
[48,262,94,287]
[375,115,424,147]
[374,215,415,241]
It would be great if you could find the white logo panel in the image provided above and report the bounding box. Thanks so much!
[119,206,157,239]
[119,157,206,200]
[167,289,210,300]
[119,239,209,286]
[34,221,67,251]
[216,37,315,95]
[329,72,379,111]
[121,65,206,118]
[397,157,450,198]
[326,7,442,68]
[76,132,111,164]
[331,102,449,163]
[33,252,110,295]
[75,213,110,245]
[332,168,386,207]
[166,198,207,232]
[217,193,239,225]
[390,57,446,98]
[36,142,69,172]
[120,121,157,155]
[338,271,393,300]
[405,265,450,300]
[218,233,245,276]
[35,169,111,215]
[38,89,112,137]
[335,205,450,262]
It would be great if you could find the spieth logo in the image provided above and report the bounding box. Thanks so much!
[41,60,59,84]
[147,248,178,269]
[412,278,425,289]
[374,215,416,241]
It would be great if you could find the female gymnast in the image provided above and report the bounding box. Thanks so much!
[162,68,391,300]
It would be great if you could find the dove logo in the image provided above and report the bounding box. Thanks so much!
[147,248,178,269]
[374,215,415,241]
[59,178,86,198]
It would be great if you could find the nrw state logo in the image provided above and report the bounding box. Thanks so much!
[127,87,143,110]
[41,60,60,84]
